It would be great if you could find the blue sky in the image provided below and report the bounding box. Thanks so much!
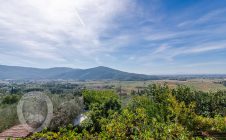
[0,0,226,74]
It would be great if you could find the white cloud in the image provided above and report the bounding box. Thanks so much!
[0,1,226,74]
[153,44,170,54]
[167,41,226,60]
[0,0,132,67]
[134,40,226,65]
[178,9,226,27]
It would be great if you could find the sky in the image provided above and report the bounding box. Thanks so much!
[0,0,226,74]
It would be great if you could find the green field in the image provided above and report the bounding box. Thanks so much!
[78,79,226,93]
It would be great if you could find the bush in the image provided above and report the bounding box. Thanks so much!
[172,86,226,117]
[194,115,226,132]
[0,104,19,132]
[27,85,226,140]
[82,90,120,110]
[2,95,19,104]
[49,98,83,131]
[82,90,121,132]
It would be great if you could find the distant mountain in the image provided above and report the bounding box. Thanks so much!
[0,65,158,81]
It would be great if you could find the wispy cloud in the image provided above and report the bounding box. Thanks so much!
[178,9,226,27]
[0,0,133,67]
[151,41,226,60]
[0,0,226,74]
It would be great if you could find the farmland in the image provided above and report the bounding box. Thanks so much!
[80,79,226,93]
[0,79,226,139]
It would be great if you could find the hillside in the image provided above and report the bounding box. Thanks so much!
[0,65,158,81]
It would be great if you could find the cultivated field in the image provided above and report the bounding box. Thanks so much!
[78,79,226,93]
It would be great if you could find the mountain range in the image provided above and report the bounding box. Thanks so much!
[0,65,159,80]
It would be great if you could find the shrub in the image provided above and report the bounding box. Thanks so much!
[49,98,83,131]
[2,95,19,104]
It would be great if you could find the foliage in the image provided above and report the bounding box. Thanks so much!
[127,96,166,122]
[194,115,226,132]
[82,90,121,132]
[2,95,19,104]
[0,104,19,132]
[168,94,196,127]
[4,84,226,139]
[82,90,120,110]
[49,98,83,131]
[172,86,226,117]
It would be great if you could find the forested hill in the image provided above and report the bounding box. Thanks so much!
[0,65,158,80]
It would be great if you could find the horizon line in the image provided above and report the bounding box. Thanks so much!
[0,64,226,76]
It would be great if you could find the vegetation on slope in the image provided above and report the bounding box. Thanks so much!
[0,65,158,80]
[25,84,226,140]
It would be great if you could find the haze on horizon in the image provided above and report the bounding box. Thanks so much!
[0,0,226,75]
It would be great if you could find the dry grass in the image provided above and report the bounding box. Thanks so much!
[80,79,226,93]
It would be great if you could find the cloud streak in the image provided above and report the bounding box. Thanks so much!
[0,0,226,74]
[0,0,133,67]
